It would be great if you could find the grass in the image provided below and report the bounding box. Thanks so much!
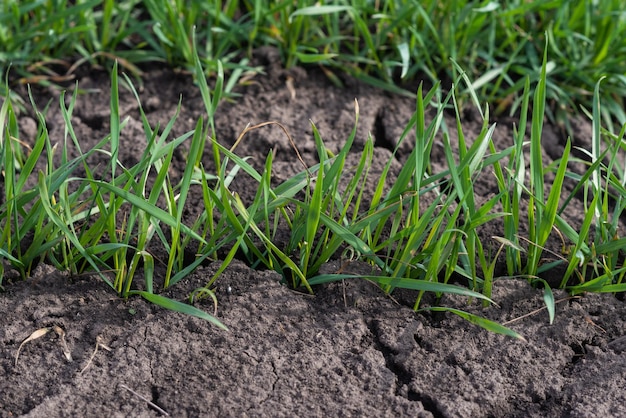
[3,1,626,127]
[2,1,626,337]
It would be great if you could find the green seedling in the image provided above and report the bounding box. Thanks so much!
[3,1,626,336]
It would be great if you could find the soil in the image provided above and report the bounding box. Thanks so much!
[2,48,626,417]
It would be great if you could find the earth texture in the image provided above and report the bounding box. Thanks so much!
[2,49,626,417]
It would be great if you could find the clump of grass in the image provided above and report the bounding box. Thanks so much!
[1,0,148,81]
[0,61,227,328]
[287,44,624,335]
[557,77,626,296]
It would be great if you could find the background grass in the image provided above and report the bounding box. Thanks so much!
[2,1,626,128]
[2,1,626,336]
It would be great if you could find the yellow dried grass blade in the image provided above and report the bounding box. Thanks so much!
[15,327,51,367]
[52,325,72,362]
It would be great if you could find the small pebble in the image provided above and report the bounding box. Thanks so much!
[18,116,38,142]
[145,96,161,112]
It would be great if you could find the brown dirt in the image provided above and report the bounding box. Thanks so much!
[2,49,626,417]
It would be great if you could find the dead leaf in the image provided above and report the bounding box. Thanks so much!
[80,335,112,374]
[53,325,73,362]
[15,325,73,367]
[15,327,51,367]
[286,75,296,100]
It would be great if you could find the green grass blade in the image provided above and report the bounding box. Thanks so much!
[129,291,227,330]
[37,171,111,288]
[303,144,324,277]
[537,140,571,246]
[308,274,492,303]
[110,60,120,179]
[423,307,526,341]
[87,180,205,243]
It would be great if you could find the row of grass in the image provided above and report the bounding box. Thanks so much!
[2,1,626,336]
[3,42,626,337]
[3,1,626,129]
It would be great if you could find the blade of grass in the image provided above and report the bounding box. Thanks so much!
[129,290,227,330]
[422,307,526,341]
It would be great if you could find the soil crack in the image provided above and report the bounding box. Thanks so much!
[373,108,395,153]
[367,318,445,418]
[269,359,278,396]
